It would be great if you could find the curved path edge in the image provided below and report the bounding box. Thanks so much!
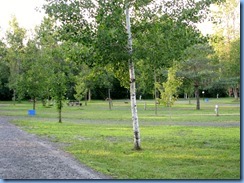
[0,116,111,179]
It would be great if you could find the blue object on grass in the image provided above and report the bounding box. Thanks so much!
[28,110,36,116]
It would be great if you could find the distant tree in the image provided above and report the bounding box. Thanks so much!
[5,16,26,103]
[211,36,240,99]
[181,79,195,104]
[222,38,240,98]
[179,44,218,110]
[19,40,46,110]
[212,0,239,42]
[92,64,115,110]
[74,77,87,104]
[51,44,68,123]
[156,65,182,118]
[133,14,205,115]
[74,63,89,105]
[157,65,182,108]
[0,40,10,100]
[210,0,240,98]
[36,17,69,122]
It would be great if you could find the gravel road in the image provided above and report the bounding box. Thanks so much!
[0,117,111,179]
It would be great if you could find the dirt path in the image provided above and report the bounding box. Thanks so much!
[0,117,111,179]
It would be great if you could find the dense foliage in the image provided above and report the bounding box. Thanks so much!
[0,0,239,102]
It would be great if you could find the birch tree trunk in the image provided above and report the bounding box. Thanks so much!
[126,4,141,150]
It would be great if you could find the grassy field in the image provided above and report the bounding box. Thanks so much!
[0,98,240,179]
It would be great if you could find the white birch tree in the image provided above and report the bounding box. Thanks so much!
[125,3,141,150]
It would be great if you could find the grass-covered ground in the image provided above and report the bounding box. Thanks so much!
[0,98,240,179]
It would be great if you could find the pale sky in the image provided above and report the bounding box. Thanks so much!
[0,0,224,38]
[0,0,45,37]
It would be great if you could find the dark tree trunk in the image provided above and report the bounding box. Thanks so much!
[41,98,46,107]
[195,84,200,110]
[85,91,88,106]
[233,86,239,99]
[108,89,112,110]
[154,69,158,115]
[33,97,36,110]
[58,100,62,123]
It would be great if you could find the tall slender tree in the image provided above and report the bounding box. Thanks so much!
[126,2,141,149]
[179,44,218,110]
[5,16,26,103]
[210,0,240,98]
[19,40,46,110]
[36,17,69,122]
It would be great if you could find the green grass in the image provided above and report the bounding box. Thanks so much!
[0,98,240,179]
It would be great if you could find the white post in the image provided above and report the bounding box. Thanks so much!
[215,105,219,116]
[126,3,141,150]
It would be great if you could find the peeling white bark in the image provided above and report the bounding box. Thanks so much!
[126,4,141,150]
[129,62,141,149]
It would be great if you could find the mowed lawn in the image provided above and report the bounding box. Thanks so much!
[0,98,240,179]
